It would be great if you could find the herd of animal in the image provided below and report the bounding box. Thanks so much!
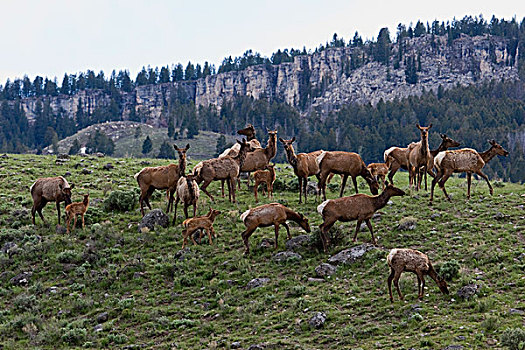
[29,123,509,301]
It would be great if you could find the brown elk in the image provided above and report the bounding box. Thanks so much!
[408,123,432,191]
[181,208,221,249]
[317,151,379,201]
[173,174,200,224]
[430,140,509,202]
[387,248,449,302]
[239,130,278,186]
[317,183,405,252]
[279,137,323,203]
[30,176,73,225]
[252,164,276,202]
[240,203,311,254]
[367,163,388,190]
[65,194,90,233]
[193,139,254,203]
[135,144,190,216]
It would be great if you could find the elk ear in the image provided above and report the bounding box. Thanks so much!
[428,123,433,129]
[70,183,75,189]
[278,137,285,143]
[173,144,179,150]
[59,183,63,189]
[416,123,421,129]
[185,144,190,150]
[291,136,296,143]
[440,133,445,139]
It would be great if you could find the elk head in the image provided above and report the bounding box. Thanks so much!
[488,140,509,156]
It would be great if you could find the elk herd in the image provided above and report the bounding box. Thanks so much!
[29,123,509,301]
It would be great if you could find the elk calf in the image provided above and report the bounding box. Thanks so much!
[181,208,221,249]
[367,163,388,190]
[65,194,90,233]
[30,176,73,225]
[252,164,276,202]
[387,248,449,302]
[317,183,405,252]
[240,203,311,254]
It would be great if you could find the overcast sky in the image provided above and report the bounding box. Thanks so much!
[0,0,522,83]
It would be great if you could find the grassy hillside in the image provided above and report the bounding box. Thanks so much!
[0,154,523,349]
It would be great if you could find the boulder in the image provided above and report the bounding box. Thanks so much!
[285,235,313,252]
[456,284,480,299]
[138,209,169,231]
[10,272,32,286]
[272,251,302,263]
[328,244,377,265]
[315,263,337,277]
[309,312,327,329]
[246,278,270,290]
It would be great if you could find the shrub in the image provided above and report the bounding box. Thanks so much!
[436,259,460,281]
[103,190,137,212]
[501,327,525,350]
[57,250,82,264]
[61,327,87,345]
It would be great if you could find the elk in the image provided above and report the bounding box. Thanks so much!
[193,139,253,203]
[240,203,311,254]
[430,140,509,202]
[181,208,221,249]
[239,130,278,186]
[279,137,323,203]
[317,183,405,252]
[252,164,276,202]
[317,151,379,201]
[173,174,200,224]
[367,163,388,190]
[387,248,449,302]
[408,123,432,191]
[30,176,73,225]
[135,144,190,216]
[65,194,90,233]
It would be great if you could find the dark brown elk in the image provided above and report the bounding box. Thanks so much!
[408,123,432,191]
[317,183,405,252]
[279,137,323,203]
[181,208,221,249]
[387,248,449,302]
[65,194,89,233]
[317,151,379,201]
[134,144,189,216]
[252,164,276,202]
[367,163,388,190]
[30,176,73,225]
[240,203,311,254]
[173,174,200,224]
[193,139,254,203]
[430,140,509,202]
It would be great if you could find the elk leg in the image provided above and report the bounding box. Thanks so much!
[353,219,363,242]
[319,217,336,251]
[230,177,236,203]
[298,177,303,204]
[379,175,386,190]
[467,172,472,199]
[419,273,426,299]
[73,215,78,231]
[210,226,218,239]
[193,203,197,218]
[430,169,443,203]
[200,180,215,202]
[393,270,403,300]
[365,219,376,245]
[476,170,493,195]
[303,176,308,203]
[253,180,259,202]
[82,214,85,229]
[416,274,422,298]
[438,172,452,201]
[36,202,46,225]
[388,268,395,302]
[274,224,280,249]
[183,204,189,219]
[221,179,225,198]
[166,189,175,213]
[56,201,61,224]
[207,228,213,245]
[351,176,358,194]
[66,215,71,233]
[282,222,291,239]
[340,175,348,197]
[424,166,428,191]
[388,161,400,184]
[241,226,257,254]
[190,229,199,246]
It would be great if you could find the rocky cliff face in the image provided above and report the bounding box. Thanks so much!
[20,34,519,125]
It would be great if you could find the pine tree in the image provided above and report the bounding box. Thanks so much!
[215,135,226,157]
[69,139,81,155]
[134,127,142,139]
[157,141,175,159]
[142,136,152,154]
[167,116,175,138]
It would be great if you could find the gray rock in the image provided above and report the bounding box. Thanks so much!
[397,217,417,231]
[138,209,169,231]
[285,235,312,252]
[309,312,327,329]
[246,278,270,290]
[103,163,114,170]
[328,244,377,265]
[1,242,18,255]
[315,263,337,277]
[95,152,105,158]
[94,324,103,332]
[97,312,109,323]
[306,181,318,195]
[307,277,325,283]
[10,272,32,286]
[231,341,241,349]
[56,224,67,234]
[272,251,302,263]
[431,213,441,219]
[443,346,463,350]
[64,171,72,177]
[457,284,480,299]
[81,168,92,175]
[56,153,70,160]
[258,238,274,250]
[509,308,524,315]
[493,212,505,220]
[174,248,191,261]
[247,345,265,350]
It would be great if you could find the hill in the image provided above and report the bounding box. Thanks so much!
[0,153,523,348]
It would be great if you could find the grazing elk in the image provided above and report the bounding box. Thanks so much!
[367,163,389,190]
[252,164,276,202]
[240,203,311,254]
[193,139,254,203]
[387,248,449,302]
[135,144,190,216]
[430,140,509,202]
[317,183,405,252]
[279,137,324,203]
[239,130,278,187]
[65,194,90,233]
[181,208,221,249]
[173,174,200,224]
[317,151,379,201]
[30,176,73,225]
[408,123,432,191]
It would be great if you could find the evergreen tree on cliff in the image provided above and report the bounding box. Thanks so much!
[142,136,152,155]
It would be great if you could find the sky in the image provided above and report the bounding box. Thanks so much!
[0,0,522,84]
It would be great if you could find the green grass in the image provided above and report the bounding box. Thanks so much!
[0,153,523,349]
